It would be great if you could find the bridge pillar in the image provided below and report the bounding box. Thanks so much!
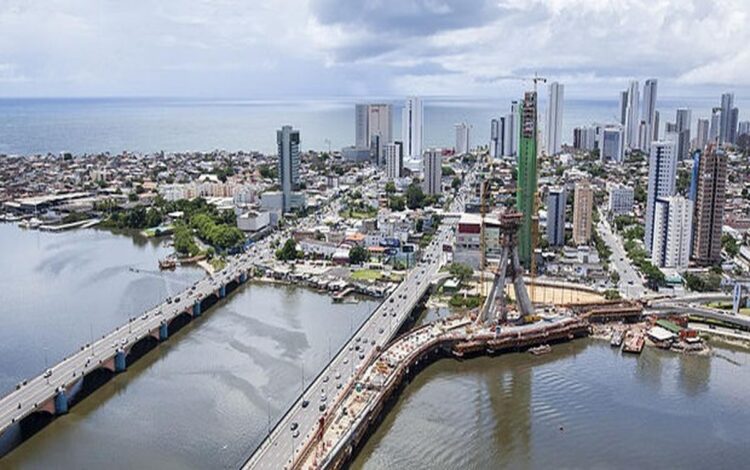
[115,349,127,373]
[159,321,169,341]
[54,389,68,415]
[193,301,202,317]
[219,285,226,298]
[240,272,247,283]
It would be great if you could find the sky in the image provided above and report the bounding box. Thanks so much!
[1,0,749,99]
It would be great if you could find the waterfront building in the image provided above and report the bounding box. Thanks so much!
[644,140,678,254]
[354,103,393,164]
[545,82,564,156]
[384,142,403,180]
[692,147,728,266]
[599,126,624,163]
[422,148,442,196]
[651,195,693,269]
[608,184,634,215]
[455,123,471,155]
[546,187,566,247]
[277,125,301,213]
[402,97,423,161]
[516,91,538,266]
[572,181,593,246]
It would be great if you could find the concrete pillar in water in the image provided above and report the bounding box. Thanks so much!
[240,271,247,283]
[54,389,68,415]
[115,349,127,373]
[193,301,202,317]
[219,285,226,298]
[159,321,168,341]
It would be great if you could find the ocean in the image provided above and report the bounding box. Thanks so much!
[0,96,746,157]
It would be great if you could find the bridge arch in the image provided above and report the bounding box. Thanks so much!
[18,410,54,440]
[69,367,115,407]
[225,278,240,296]
[200,293,219,312]
[168,311,193,336]
[126,335,159,367]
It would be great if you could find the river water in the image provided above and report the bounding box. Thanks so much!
[0,223,378,468]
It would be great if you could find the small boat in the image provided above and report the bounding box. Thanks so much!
[159,258,177,270]
[529,344,552,356]
[622,331,645,354]
[610,330,624,347]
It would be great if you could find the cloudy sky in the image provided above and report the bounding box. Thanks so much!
[1,0,748,98]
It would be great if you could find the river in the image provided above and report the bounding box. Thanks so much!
[0,223,378,468]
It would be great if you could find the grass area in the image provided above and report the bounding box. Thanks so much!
[210,257,227,272]
[351,269,382,281]
[339,209,378,220]
[449,294,483,309]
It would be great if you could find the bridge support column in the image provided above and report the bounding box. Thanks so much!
[193,302,202,317]
[240,272,247,283]
[159,321,169,341]
[219,285,226,298]
[54,389,68,415]
[115,349,127,373]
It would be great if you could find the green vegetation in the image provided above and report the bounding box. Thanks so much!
[623,239,665,288]
[613,214,638,231]
[676,168,691,195]
[722,234,739,258]
[441,165,455,176]
[592,229,612,262]
[351,269,381,281]
[449,295,483,309]
[623,224,645,241]
[604,289,622,300]
[683,271,723,292]
[388,196,406,212]
[258,163,277,180]
[451,176,461,191]
[385,181,396,194]
[101,206,163,230]
[190,213,244,251]
[448,262,474,283]
[173,223,199,257]
[349,245,370,265]
[276,238,301,261]
[210,257,227,272]
[406,182,426,209]
[61,212,90,224]
[634,182,647,204]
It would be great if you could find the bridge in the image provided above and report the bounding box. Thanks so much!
[646,300,750,330]
[243,184,473,470]
[0,231,278,457]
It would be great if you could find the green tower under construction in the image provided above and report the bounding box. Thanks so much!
[515,91,538,267]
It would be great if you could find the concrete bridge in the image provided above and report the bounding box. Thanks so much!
[0,250,260,457]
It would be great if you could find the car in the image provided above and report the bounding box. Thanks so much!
[335,372,341,380]
[293,429,300,439]
[359,353,365,360]
[370,340,376,345]
[379,328,384,334]
[355,345,360,351]
[319,404,326,412]
[290,422,299,431]
[336,383,342,389]
[323,375,330,383]
[343,358,349,364]
[43,369,52,378]
[321,393,327,402]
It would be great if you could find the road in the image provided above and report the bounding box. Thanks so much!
[596,211,647,298]
[244,186,471,470]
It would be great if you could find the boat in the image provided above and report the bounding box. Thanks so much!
[159,258,177,270]
[622,331,645,354]
[610,330,624,347]
[529,344,552,356]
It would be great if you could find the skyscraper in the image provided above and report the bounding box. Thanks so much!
[402,97,423,161]
[546,187,566,247]
[738,121,750,138]
[692,147,728,266]
[455,123,470,154]
[516,91,538,266]
[384,142,403,180]
[689,150,701,202]
[490,118,503,159]
[503,101,519,158]
[709,108,722,143]
[608,184,634,215]
[624,80,640,149]
[355,104,369,148]
[720,93,738,145]
[277,125,300,213]
[695,119,709,150]
[600,126,624,163]
[368,104,393,164]
[619,90,628,126]
[545,82,564,155]
[422,148,442,196]
[644,140,678,254]
[572,181,593,245]
[651,195,693,269]
[642,78,658,147]
[675,108,692,159]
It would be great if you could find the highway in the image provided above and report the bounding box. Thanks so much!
[244,186,471,470]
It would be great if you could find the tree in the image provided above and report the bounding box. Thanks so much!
[441,166,455,176]
[128,192,138,202]
[406,183,425,210]
[451,176,461,191]
[676,168,691,195]
[145,208,162,228]
[276,238,300,261]
[385,181,396,194]
[173,224,199,257]
[604,289,622,300]
[258,164,277,179]
[722,234,739,258]
[448,263,474,283]
[389,196,405,211]
[349,245,370,265]
[610,271,621,284]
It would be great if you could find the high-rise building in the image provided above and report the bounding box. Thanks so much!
[608,184,634,215]
[651,195,693,269]
[546,187,566,247]
[720,93,738,145]
[455,123,471,154]
[644,140,678,254]
[600,126,624,163]
[368,104,393,164]
[402,97,423,160]
[692,147,728,266]
[624,80,640,149]
[709,108,722,143]
[503,102,519,157]
[642,78,658,147]
[355,104,369,148]
[277,125,300,213]
[653,110,661,141]
[490,118,502,159]
[619,90,629,126]
[695,119,710,150]
[422,148,442,196]
[689,150,701,202]
[572,181,594,245]
[545,82,564,155]
[384,142,403,180]
[516,91,539,266]
[675,108,692,159]
[573,125,598,151]
[738,121,750,138]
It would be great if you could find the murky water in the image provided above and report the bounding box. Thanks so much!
[353,340,750,470]
[0,224,377,468]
